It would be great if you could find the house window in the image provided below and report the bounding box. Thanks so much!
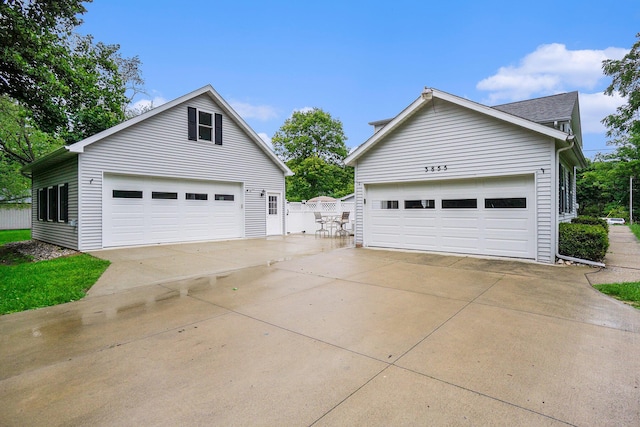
[404,199,435,209]
[268,195,277,215]
[113,190,143,198]
[38,188,47,221]
[188,107,222,144]
[38,184,68,222]
[485,198,526,209]
[186,193,208,200]
[59,184,69,222]
[559,164,573,214]
[198,111,212,141]
[442,199,477,209]
[48,186,58,221]
[152,192,178,200]
[214,194,234,201]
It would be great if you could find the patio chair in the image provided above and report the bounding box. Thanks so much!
[334,211,350,237]
[314,212,329,236]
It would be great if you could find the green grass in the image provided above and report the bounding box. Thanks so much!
[0,254,110,314]
[0,229,31,245]
[594,282,640,309]
[0,229,110,315]
[630,223,640,240]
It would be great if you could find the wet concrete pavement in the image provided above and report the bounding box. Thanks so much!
[1,234,640,425]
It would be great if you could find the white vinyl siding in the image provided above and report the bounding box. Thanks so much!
[78,94,285,250]
[31,157,79,250]
[354,98,555,263]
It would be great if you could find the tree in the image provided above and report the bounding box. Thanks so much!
[272,108,353,201]
[0,0,143,142]
[602,32,640,139]
[0,0,144,203]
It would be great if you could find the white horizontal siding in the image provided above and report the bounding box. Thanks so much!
[355,99,555,262]
[78,94,284,250]
[32,157,79,249]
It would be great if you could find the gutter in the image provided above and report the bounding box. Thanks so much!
[555,135,606,268]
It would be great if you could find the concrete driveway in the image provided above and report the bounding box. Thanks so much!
[1,233,639,426]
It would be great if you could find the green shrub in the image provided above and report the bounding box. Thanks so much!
[571,216,608,232]
[559,222,609,262]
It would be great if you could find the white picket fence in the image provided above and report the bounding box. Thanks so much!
[0,206,32,230]
[286,201,355,234]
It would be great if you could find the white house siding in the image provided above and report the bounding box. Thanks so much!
[354,98,555,263]
[78,94,284,251]
[31,157,79,249]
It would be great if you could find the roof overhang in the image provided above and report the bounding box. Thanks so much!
[345,88,575,166]
[25,85,293,177]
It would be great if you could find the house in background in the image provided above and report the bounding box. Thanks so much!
[345,88,586,264]
[23,85,292,251]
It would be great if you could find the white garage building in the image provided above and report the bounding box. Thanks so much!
[25,85,292,251]
[345,88,586,264]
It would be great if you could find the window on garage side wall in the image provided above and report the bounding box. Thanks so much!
[559,163,574,214]
[38,183,68,222]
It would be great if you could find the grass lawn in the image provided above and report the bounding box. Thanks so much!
[0,228,30,245]
[594,282,640,309]
[0,229,110,315]
[631,223,640,240]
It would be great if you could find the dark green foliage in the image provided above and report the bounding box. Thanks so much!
[559,223,609,262]
[272,108,353,201]
[571,216,609,232]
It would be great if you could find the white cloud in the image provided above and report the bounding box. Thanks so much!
[230,101,278,121]
[129,96,167,112]
[477,43,628,104]
[294,107,314,114]
[578,92,625,134]
[257,132,272,148]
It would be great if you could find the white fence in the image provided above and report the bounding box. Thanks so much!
[286,201,355,234]
[0,206,32,230]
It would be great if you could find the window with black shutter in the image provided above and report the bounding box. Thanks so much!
[48,186,58,221]
[188,107,197,141]
[59,183,69,222]
[215,113,222,145]
[38,188,47,221]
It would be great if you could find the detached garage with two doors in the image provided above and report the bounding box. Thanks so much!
[346,88,586,264]
[24,85,292,251]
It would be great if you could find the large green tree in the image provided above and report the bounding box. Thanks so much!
[578,33,640,220]
[0,0,144,202]
[603,32,640,139]
[272,108,353,201]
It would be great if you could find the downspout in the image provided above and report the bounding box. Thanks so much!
[555,135,606,268]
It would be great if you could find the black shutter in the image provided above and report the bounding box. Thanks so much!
[214,113,222,145]
[59,184,69,222]
[188,107,197,141]
[38,188,47,221]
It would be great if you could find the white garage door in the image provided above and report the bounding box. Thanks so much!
[103,174,243,247]
[366,176,535,259]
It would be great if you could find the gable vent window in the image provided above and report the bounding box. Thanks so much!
[188,107,222,144]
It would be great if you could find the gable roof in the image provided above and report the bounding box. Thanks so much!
[345,88,578,166]
[491,91,578,124]
[24,85,292,176]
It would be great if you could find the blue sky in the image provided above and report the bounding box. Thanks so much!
[79,0,639,158]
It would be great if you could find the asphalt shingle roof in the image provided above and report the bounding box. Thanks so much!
[491,91,578,124]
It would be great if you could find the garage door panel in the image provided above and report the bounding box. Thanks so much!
[103,175,243,247]
[366,176,535,259]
